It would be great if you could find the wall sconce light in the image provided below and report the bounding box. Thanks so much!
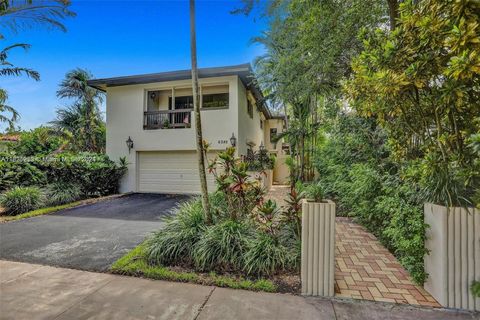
[126,136,134,153]
[230,133,237,147]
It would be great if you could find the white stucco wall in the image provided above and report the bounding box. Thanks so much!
[237,81,265,156]
[106,75,240,192]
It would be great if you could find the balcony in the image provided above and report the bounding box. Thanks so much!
[144,109,193,130]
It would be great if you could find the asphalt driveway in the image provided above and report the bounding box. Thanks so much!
[0,193,189,271]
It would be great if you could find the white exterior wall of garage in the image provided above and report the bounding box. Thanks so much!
[105,75,265,194]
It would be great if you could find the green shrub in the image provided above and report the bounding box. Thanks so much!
[11,127,66,156]
[35,153,127,197]
[243,232,290,276]
[1,186,45,215]
[0,152,127,198]
[304,182,324,202]
[46,182,83,206]
[0,155,46,192]
[147,199,206,266]
[193,219,250,272]
[471,281,480,298]
[314,114,427,284]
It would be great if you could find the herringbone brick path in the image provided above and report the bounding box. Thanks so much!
[266,185,440,307]
[335,217,439,307]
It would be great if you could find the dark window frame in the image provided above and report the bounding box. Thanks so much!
[202,92,229,109]
[247,100,253,119]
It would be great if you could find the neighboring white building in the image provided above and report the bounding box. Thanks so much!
[88,63,289,194]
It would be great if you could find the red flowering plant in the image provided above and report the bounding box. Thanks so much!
[208,147,265,220]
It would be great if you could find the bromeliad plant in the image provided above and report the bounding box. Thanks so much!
[208,147,264,220]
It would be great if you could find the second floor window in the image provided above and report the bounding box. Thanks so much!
[270,128,277,143]
[202,93,229,109]
[247,100,253,119]
[170,96,193,109]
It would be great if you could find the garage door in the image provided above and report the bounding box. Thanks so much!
[137,151,217,194]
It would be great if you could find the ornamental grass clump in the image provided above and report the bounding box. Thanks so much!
[147,200,206,266]
[193,219,250,271]
[0,186,45,215]
[46,182,82,206]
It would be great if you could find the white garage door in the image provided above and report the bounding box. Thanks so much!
[137,151,216,194]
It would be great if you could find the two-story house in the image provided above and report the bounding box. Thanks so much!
[88,63,289,194]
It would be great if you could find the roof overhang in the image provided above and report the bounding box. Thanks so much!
[87,63,271,118]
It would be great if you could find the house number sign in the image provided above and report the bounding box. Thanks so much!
[218,140,229,144]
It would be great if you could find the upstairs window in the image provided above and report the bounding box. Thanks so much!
[260,120,263,129]
[247,100,253,119]
[202,93,229,109]
[202,84,229,109]
[170,95,193,109]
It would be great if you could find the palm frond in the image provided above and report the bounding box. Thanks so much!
[0,0,75,35]
[0,67,40,80]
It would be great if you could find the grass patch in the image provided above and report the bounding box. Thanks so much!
[1,201,85,222]
[111,243,277,293]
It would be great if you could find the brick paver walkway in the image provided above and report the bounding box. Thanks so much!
[266,185,440,308]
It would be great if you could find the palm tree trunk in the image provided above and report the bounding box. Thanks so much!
[387,0,399,30]
[190,0,212,224]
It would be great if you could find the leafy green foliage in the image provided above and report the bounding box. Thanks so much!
[250,199,281,236]
[147,200,206,266]
[315,113,427,284]
[10,127,66,156]
[304,182,324,202]
[52,68,106,153]
[209,147,264,220]
[245,148,275,171]
[0,186,44,215]
[346,0,480,206]
[46,181,82,206]
[244,232,290,276]
[2,199,86,222]
[471,281,480,298]
[0,152,127,212]
[0,154,46,191]
[193,219,250,272]
[281,187,303,239]
[113,243,277,292]
[32,153,127,197]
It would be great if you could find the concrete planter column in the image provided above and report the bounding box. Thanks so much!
[424,203,480,311]
[301,200,336,296]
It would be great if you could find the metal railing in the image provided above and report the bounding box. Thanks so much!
[144,109,193,129]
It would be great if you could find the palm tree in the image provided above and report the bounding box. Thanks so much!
[0,44,40,129]
[50,102,106,152]
[56,68,105,152]
[0,89,18,129]
[0,0,74,129]
[189,0,212,223]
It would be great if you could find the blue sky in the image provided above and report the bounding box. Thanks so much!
[1,0,267,131]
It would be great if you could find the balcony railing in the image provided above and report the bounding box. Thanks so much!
[144,109,193,130]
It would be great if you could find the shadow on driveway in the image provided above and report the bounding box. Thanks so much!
[0,193,190,271]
